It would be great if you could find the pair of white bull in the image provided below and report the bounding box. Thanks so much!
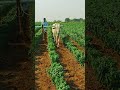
[52,23,61,47]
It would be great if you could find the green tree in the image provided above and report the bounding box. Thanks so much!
[65,18,70,22]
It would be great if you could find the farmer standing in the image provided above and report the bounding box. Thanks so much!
[41,18,48,41]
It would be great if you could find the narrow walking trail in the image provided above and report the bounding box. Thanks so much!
[57,41,85,90]
[35,34,56,90]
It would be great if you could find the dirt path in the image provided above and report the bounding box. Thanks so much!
[0,60,34,90]
[85,31,118,89]
[87,31,120,69]
[85,64,107,90]
[0,44,35,89]
[35,34,56,90]
[57,41,85,90]
[70,38,85,52]
[69,37,106,89]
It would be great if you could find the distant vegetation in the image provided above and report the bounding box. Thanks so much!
[35,18,85,26]
[65,18,85,22]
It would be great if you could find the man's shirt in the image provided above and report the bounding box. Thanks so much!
[42,21,48,32]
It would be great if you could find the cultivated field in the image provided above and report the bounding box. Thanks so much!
[35,21,85,90]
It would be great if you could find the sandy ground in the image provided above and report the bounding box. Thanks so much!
[57,41,85,90]
[35,34,56,90]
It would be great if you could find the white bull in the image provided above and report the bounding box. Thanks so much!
[52,23,60,47]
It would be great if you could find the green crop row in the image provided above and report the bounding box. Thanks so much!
[61,35,85,66]
[86,34,120,89]
[66,41,85,65]
[47,28,70,90]
[47,31,59,63]
[86,0,120,54]
[61,22,85,47]
[35,27,41,33]
[86,47,120,89]
[48,62,70,90]
[96,31,120,54]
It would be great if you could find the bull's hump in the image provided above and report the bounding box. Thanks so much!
[52,23,60,28]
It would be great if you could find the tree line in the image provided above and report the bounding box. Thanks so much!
[65,18,85,22]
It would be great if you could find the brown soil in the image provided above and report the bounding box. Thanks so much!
[57,41,85,90]
[85,31,119,90]
[70,38,85,52]
[0,42,35,89]
[87,31,120,69]
[85,64,107,90]
[0,60,34,90]
[35,34,56,90]
[69,34,106,89]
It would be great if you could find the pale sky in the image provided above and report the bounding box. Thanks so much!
[35,0,85,22]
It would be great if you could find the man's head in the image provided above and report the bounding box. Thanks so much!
[43,18,46,22]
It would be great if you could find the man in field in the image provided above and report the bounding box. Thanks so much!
[41,18,48,41]
[52,23,61,47]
